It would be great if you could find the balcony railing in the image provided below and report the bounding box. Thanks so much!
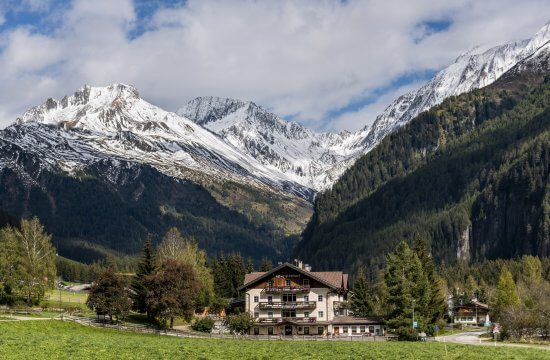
[258,301,316,310]
[257,317,317,323]
[263,286,310,293]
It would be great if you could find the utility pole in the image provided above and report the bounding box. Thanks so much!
[412,299,415,328]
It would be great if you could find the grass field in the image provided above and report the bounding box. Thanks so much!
[42,290,89,311]
[0,321,548,359]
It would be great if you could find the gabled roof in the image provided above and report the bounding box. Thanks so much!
[239,262,348,291]
[454,299,489,310]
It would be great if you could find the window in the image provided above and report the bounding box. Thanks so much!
[304,326,310,335]
[318,295,323,302]
[303,295,309,302]
[282,293,296,302]
[268,312,273,318]
[253,327,259,335]
[304,311,310,318]
[298,327,302,332]
[285,279,291,286]
[254,296,259,303]
[318,327,324,335]
[351,326,357,334]
[254,312,259,318]
[282,310,296,318]
[369,326,374,333]
[267,296,273,303]
[318,311,324,318]
[343,326,348,334]
[303,279,309,286]
[360,326,366,333]
[268,280,273,287]
[268,327,273,335]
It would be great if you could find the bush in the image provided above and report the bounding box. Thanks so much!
[395,327,419,341]
[191,317,215,333]
[224,312,255,334]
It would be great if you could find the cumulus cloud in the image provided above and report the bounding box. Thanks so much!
[0,0,548,130]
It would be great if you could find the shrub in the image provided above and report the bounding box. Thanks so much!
[192,317,215,333]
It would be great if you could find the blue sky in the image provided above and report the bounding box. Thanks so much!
[0,0,548,131]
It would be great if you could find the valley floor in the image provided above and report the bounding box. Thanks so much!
[0,320,549,359]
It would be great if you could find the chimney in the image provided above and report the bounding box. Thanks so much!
[298,260,303,269]
[304,264,311,272]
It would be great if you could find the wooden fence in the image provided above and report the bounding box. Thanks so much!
[62,315,389,341]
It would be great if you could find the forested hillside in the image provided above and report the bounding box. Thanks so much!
[294,54,550,274]
[0,156,293,264]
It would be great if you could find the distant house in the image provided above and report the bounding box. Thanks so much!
[238,260,385,336]
[453,299,490,326]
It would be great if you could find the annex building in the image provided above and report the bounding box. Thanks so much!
[238,261,385,337]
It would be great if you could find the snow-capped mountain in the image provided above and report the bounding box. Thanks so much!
[2,23,549,205]
[359,22,550,150]
[177,23,550,192]
[3,84,314,200]
[179,97,369,191]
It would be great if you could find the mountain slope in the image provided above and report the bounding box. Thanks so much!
[177,23,550,193]
[179,97,369,191]
[293,45,550,273]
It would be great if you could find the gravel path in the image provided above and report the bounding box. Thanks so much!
[436,329,550,351]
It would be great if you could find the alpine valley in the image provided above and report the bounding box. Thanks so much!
[0,23,549,266]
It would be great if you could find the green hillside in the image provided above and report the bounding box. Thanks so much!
[294,65,550,273]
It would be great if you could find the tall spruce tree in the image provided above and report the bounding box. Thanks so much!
[412,235,446,327]
[350,268,375,317]
[131,235,156,315]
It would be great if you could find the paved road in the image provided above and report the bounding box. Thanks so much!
[436,329,550,351]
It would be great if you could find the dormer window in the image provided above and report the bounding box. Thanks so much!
[285,279,291,286]
[268,280,273,287]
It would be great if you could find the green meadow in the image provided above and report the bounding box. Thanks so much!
[0,321,548,359]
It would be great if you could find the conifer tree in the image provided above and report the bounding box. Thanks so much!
[259,257,273,272]
[493,268,520,320]
[246,257,254,274]
[350,268,375,317]
[521,255,542,284]
[412,234,446,326]
[464,275,478,300]
[131,235,156,316]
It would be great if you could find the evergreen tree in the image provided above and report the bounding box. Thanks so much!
[412,235,446,327]
[493,268,520,320]
[131,235,156,316]
[384,241,417,340]
[246,257,254,274]
[350,268,375,317]
[259,257,273,272]
[464,275,478,300]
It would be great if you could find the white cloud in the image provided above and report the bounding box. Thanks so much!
[0,0,548,130]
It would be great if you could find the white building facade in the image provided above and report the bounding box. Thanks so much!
[238,262,385,336]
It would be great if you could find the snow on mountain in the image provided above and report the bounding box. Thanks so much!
[3,23,549,202]
[5,84,315,200]
[179,23,550,192]
[359,22,550,150]
[179,97,369,191]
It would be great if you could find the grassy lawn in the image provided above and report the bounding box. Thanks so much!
[0,321,549,359]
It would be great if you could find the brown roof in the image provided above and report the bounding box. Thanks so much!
[454,300,489,310]
[239,263,348,291]
[243,272,265,285]
[331,316,385,325]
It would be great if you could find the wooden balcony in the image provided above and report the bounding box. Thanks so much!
[262,286,310,293]
[258,301,316,310]
[257,317,317,323]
